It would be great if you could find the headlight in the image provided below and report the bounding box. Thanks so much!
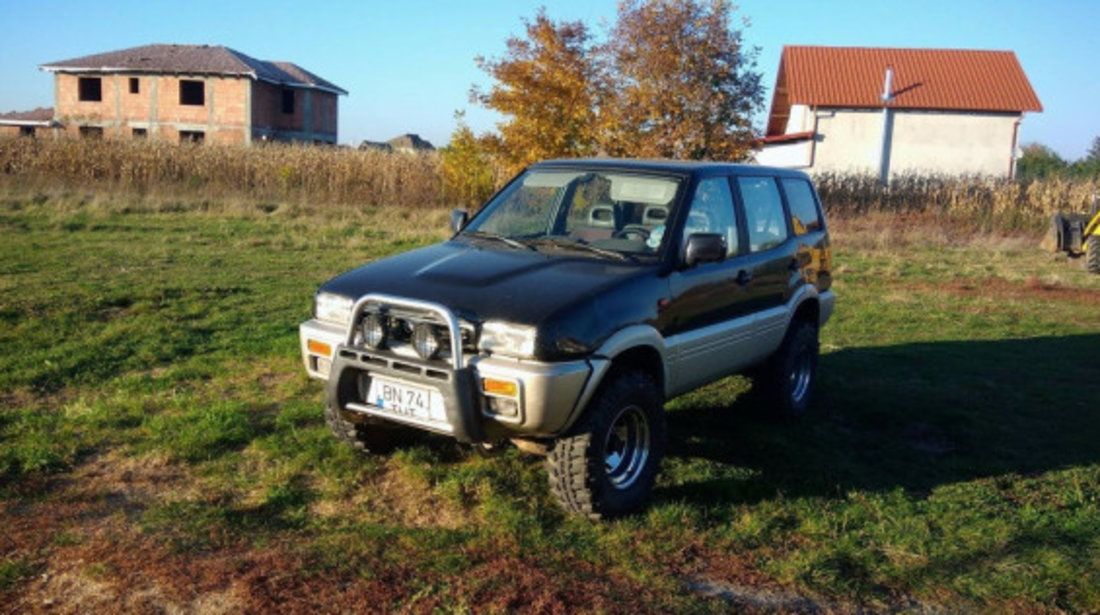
[479,321,536,358]
[412,322,443,360]
[314,292,353,327]
[360,313,389,349]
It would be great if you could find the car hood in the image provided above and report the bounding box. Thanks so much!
[320,240,660,328]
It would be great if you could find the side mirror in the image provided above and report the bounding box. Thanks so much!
[450,209,469,233]
[683,233,726,267]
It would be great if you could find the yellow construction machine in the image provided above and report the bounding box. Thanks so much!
[1050,199,1100,274]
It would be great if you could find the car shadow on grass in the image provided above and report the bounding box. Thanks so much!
[659,333,1100,506]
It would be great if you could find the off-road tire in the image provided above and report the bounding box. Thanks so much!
[546,369,666,520]
[1087,236,1100,274]
[1049,213,1067,253]
[754,319,819,419]
[324,402,407,454]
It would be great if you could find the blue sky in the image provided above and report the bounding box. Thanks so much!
[1,0,1096,159]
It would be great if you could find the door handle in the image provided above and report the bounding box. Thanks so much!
[735,269,753,286]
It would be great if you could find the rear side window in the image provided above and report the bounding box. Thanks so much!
[738,177,788,252]
[781,179,822,234]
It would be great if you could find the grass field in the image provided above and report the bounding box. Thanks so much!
[2,192,1099,613]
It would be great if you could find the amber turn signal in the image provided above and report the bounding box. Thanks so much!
[482,378,518,397]
[307,339,332,356]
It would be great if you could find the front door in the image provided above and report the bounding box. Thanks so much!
[664,176,758,395]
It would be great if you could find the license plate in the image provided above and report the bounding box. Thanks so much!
[366,377,447,424]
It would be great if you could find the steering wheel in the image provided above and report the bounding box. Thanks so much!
[613,224,650,240]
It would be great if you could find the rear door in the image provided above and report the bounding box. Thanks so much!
[733,175,800,353]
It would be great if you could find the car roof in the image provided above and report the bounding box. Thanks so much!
[530,158,811,180]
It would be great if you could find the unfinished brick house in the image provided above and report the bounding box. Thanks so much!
[0,107,58,138]
[38,44,347,145]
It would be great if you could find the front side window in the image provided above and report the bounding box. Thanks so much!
[738,177,789,252]
[680,177,738,256]
[179,80,205,106]
[463,169,682,259]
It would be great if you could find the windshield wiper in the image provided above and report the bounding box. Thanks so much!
[462,231,535,251]
[524,237,634,262]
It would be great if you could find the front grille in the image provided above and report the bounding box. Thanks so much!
[338,347,451,381]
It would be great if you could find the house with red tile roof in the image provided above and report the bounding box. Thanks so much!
[28,44,347,145]
[755,46,1042,179]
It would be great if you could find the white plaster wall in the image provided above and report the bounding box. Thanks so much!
[785,104,812,133]
[755,140,813,168]
[809,108,1021,178]
[811,109,883,174]
[888,111,1019,177]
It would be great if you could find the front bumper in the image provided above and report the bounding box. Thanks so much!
[299,316,600,442]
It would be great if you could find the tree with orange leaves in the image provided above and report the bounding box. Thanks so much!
[600,0,763,160]
[471,1,763,165]
[471,10,602,175]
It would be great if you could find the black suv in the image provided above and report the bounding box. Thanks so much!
[300,159,834,518]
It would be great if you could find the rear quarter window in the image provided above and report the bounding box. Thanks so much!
[781,178,823,235]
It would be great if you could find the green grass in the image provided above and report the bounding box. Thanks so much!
[1,195,1099,611]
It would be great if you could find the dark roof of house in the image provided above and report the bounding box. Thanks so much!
[766,45,1042,136]
[40,44,347,95]
[387,134,435,151]
[0,107,54,123]
[359,140,393,152]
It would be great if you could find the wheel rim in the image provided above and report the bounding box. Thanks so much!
[603,405,651,489]
[788,345,813,405]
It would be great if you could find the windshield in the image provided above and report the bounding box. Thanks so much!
[461,168,683,259]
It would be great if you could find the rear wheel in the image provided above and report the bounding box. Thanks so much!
[324,403,409,454]
[754,319,819,419]
[1087,236,1100,274]
[546,369,666,520]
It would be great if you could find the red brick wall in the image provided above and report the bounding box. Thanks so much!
[251,82,302,132]
[312,92,338,137]
[54,72,248,144]
[252,83,338,141]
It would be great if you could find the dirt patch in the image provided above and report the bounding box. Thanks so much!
[912,276,1100,305]
[309,461,465,529]
[63,451,193,503]
[688,576,829,613]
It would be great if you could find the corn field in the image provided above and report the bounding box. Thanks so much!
[1,137,1096,228]
[0,137,445,209]
[815,172,1100,229]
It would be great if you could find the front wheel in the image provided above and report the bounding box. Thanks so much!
[324,403,412,454]
[546,370,666,520]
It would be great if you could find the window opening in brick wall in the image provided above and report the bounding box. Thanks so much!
[179,130,205,144]
[281,89,295,114]
[179,80,205,106]
[129,77,140,94]
[19,126,35,137]
[78,77,102,102]
[132,128,147,138]
[79,126,104,139]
